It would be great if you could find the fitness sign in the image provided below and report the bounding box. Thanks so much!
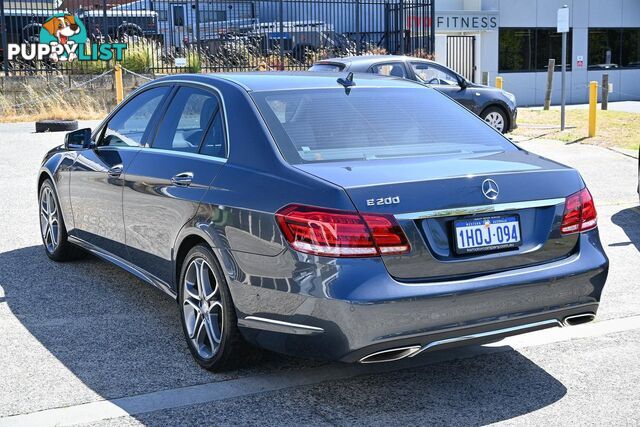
[6,13,126,63]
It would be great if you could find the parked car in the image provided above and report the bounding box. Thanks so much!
[38,72,608,371]
[310,55,518,133]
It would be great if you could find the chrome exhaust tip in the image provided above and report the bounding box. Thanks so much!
[563,313,596,327]
[358,346,421,364]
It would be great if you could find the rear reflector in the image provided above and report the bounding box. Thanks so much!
[275,204,410,258]
[560,188,598,234]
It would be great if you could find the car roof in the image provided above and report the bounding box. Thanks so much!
[316,55,435,66]
[157,71,428,92]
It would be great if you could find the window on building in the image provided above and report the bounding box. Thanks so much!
[499,28,533,72]
[588,28,640,69]
[536,29,572,71]
[588,28,622,69]
[622,29,640,68]
[499,28,572,72]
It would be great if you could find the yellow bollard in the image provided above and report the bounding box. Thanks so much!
[114,64,124,104]
[495,76,503,90]
[588,80,598,137]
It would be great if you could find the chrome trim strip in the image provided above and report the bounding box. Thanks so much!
[239,316,324,335]
[141,147,227,164]
[358,346,422,364]
[409,319,563,357]
[394,198,566,220]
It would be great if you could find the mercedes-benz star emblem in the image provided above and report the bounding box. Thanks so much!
[482,179,499,200]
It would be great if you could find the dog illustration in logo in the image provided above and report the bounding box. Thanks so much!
[42,14,80,62]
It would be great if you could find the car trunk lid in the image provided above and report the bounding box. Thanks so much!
[295,150,583,281]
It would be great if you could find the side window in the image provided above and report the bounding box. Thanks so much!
[200,111,226,158]
[152,86,220,153]
[369,63,407,78]
[101,86,169,147]
[411,62,459,85]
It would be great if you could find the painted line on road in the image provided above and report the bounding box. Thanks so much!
[2,315,640,427]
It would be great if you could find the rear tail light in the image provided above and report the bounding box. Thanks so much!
[275,204,410,258]
[560,188,598,234]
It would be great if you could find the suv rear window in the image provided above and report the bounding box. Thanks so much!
[252,87,515,164]
[308,63,346,72]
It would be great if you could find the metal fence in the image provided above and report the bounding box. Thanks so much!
[0,0,434,75]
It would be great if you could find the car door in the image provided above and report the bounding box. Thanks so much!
[408,61,479,113]
[69,85,170,259]
[123,83,228,285]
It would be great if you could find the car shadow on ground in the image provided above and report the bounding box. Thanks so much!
[611,206,640,252]
[0,245,567,424]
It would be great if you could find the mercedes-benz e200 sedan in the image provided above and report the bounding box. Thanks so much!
[38,73,608,371]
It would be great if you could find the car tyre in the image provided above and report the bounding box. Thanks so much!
[39,179,85,261]
[481,106,508,133]
[178,244,259,371]
[35,120,79,133]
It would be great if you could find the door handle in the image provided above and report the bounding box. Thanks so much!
[108,165,123,178]
[171,172,194,187]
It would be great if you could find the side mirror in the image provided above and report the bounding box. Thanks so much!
[64,128,92,150]
[458,77,468,89]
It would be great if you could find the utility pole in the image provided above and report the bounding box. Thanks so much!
[557,5,569,131]
[601,74,609,110]
[544,58,555,110]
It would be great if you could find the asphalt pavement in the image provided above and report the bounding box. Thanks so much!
[0,121,638,426]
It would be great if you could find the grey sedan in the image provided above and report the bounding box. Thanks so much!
[39,72,605,371]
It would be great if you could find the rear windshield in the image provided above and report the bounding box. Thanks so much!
[308,63,346,72]
[252,87,516,164]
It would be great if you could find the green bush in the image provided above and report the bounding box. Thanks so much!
[119,38,161,73]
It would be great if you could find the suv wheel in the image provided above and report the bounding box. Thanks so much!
[178,244,257,371]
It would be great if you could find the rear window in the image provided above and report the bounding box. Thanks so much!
[252,87,516,164]
[308,63,346,72]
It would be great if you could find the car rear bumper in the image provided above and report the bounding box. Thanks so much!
[233,231,608,362]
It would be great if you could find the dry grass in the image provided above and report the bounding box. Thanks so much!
[0,85,109,122]
[512,108,640,151]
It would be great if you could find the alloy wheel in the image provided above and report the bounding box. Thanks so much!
[40,186,60,254]
[484,111,505,132]
[182,257,224,360]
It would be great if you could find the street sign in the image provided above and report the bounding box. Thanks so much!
[557,6,569,33]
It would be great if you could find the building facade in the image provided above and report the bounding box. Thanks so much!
[435,0,640,106]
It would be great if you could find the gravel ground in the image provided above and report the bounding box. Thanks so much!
[0,121,638,426]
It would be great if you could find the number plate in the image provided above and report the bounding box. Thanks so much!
[454,215,522,254]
